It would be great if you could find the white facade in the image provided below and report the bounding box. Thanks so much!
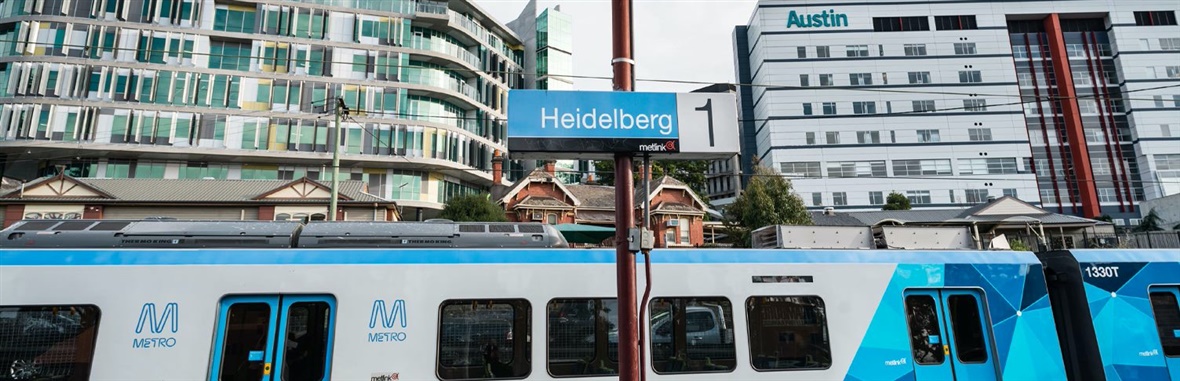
[737,0,1180,217]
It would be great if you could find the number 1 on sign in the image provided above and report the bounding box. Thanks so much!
[696,99,715,147]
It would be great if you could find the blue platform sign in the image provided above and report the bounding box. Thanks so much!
[508,90,738,159]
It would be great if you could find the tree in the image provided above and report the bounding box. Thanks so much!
[439,194,508,222]
[592,160,711,203]
[882,192,912,211]
[723,164,812,248]
[1135,209,1164,232]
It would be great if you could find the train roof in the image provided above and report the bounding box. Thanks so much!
[0,248,1043,266]
[1066,248,1180,263]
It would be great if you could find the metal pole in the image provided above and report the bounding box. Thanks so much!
[329,99,341,221]
[612,0,638,379]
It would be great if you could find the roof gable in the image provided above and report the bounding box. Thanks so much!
[254,177,353,201]
[645,176,707,210]
[498,169,581,206]
[964,196,1048,217]
[1,174,113,199]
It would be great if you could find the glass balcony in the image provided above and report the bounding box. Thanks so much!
[408,35,482,69]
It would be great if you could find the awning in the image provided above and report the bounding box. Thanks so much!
[554,223,615,244]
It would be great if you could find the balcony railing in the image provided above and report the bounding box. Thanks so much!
[415,0,448,15]
[408,35,482,69]
[403,67,481,103]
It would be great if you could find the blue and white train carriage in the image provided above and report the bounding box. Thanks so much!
[0,244,1069,380]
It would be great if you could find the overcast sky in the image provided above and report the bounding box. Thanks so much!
[477,0,758,92]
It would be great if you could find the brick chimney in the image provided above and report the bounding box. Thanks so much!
[492,150,503,184]
[544,161,556,176]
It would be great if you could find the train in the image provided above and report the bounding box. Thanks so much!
[0,219,1177,381]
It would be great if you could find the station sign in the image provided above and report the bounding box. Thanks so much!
[507,90,739,160]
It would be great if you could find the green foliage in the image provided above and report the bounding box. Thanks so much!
[1008,239,1031,251]
[439,194,508,222]
[723,165,812,248]
[592,159,711,206]
[882,192,912,211]
[1135,209,1164,232]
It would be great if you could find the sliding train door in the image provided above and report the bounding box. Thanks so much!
[904,289,998,381]
[208,295,336,381]
[1149,287,1180,380]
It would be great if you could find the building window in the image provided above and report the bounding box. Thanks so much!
[893,159,953,176]
[547,213,558,225]
[852,102,877,115]
[832,192,847,206]
[903,44,928,56]
[869,191,885,205]
[797,46,807,58]
[966,189,989,203]
[934,15,978,30]
[908,72,932,84]
[213,6,257,34]
[1163,124,1174,137]
[849,73,873,86]
[1003,189,1017,198]
[917,129,941,143]
[649,297,736,374]
[963,99,988,111]
[827,161,887,178]
[678,218,690,244]
[913,100,937,112]
[1135,11,1178,26]
[0,305,101,379]
[954,42,978,55]
[1097,188,1118,203]
[826,131,841,144]
[799,74,810,87]
[1155,95,1165,108]
[822,102,837,115]
[819,74,834,86]
[959,71,982,83]
[873,16,930,32]
[968,128,992,141]
[1160,38,1180,50]
[816,46,830,58]
[906,191,932,205]
[958,158,1019,175]
[805,132,816,145]
[857,131,881,144]
[812,193,822,206]
[781,162,821,178]
[1091,160,1112,175]
[437,299,531,379]
[846,45,869,57]
[802,103,813,115]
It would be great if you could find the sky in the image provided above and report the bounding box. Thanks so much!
[476,0,759,92]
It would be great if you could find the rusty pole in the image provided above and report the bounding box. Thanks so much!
[611,0,638,380]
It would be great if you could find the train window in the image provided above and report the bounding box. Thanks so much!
[438,299,531,380]
[218,303,273,380]
[904,295,946,364]
[946,294,989,363]
[649,297,735,374]
[1149,291,1180,357]
[0,305,101,380]
[745,296,832,371]
[547,298,619,377]
[282,302,331,381]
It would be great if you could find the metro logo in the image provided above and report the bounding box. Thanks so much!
[369,299,407,329]
[135,302,178,334]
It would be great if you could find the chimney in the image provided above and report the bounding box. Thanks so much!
[492,150,504,184]
[585,174,596,185]
[637,164,652,182]
[544,161,556,176]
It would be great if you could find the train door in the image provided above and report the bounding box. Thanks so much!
[208,295,336,381]
[1149,287,1180,380]
[903,289,998,381]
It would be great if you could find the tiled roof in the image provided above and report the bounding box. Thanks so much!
[0,177,387,203]
[566,184,616,209]
[514,195,573,209]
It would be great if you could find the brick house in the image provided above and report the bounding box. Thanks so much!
[0,173,399,227]
[491,157,707,247]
